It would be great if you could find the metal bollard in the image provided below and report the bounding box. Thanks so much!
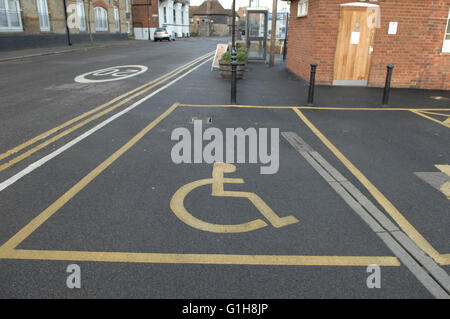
[382,64,394,107]
[231,47,237,104]
[307,62,318,106]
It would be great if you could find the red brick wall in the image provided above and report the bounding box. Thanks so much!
[286,0,450,90]
[132,0,160,28]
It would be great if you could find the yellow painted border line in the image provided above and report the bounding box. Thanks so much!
[179,104,450,111]
[0,52,214,165]
[419,111,450,117]
[292,108,449,265]
[410,110,450,128]
[0,103,179,252]
[0,101,401,267]
[0,249,400,266]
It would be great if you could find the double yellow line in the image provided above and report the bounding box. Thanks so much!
[0,51,214,173]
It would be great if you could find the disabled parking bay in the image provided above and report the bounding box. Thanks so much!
[298,108,450,270]
[0,103,448,298]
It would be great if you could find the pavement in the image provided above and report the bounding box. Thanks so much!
[0,38,449,299]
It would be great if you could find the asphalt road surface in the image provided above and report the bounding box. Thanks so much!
[0,37,449,299]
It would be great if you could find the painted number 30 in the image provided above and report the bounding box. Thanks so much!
[74,65,148,83]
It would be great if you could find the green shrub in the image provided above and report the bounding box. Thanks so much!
[220,50,248,63]
[236,52,248,63]
[220,51,231,63]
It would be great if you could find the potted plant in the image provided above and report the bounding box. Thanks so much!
[219,47,248,79]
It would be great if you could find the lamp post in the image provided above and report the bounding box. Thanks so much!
[230,0,237,104]
[62,0,72,46]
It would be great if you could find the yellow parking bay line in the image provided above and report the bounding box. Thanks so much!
[410,110,450,128]
[0,103,180,253]
[180,104,450,112]
[0,249,400,266]
[0,53,213,171]
[0,102,400,267]
[293,108,448,265]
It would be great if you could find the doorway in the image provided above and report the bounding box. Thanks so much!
[246,9,268,62]
[333,3,378,86]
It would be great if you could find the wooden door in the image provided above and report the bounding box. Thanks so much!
[333,5,377,86]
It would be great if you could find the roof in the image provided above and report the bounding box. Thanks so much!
[190,0,230,16]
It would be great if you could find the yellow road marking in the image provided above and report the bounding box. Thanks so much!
[179,104,450,111]
[435,165,450,200]
[0,103,400,267]
[419,111,450,117]
[293,108,448,265]
[410,110,450,128]
[170,163,298,233]
[0,249,400,266]
[0,53,213,169]
[0,103,179,252]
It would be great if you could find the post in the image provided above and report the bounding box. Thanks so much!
[307,62,317,106]
[62,0,72,46]
[283,12,288,61]
[269,0,278,67]
[382,64,394,107]
[147,0,151,40]
[231,0,237,104]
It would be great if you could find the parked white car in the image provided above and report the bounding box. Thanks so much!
[154,28,176,41]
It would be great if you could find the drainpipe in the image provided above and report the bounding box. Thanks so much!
[62,0,72,45]
[147,0,151,40]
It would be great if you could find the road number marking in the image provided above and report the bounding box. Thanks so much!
[74,65,148,83]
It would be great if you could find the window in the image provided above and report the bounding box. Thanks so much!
[443,10,450,53]
[0,0,22,32]
[94,7,108,31]
[37,0,50,31]
[126,21,130,34]
[125,0,129,14]
[114,6,120,32]
[163,7,167,24]
[173,9,176,24]
[297,0,308,17]
[77,0,86,32]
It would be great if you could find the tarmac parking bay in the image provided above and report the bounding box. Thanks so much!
[0,104,449,298]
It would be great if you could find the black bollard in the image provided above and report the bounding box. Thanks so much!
[382,64,394,107]
[231,47,237,104]
[307,62,318,106]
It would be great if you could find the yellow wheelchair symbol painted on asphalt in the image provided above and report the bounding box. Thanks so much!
[170,162,299,233]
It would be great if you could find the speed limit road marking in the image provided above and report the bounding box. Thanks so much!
[74,65,148,83]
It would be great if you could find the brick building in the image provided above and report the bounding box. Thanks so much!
[0,0,132,50]
[190,0,239,37]
[284,0,450,90]
[132,0,190,40]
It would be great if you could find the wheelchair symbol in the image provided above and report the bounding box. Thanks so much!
[170,162,299,233]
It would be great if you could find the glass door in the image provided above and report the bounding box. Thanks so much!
[246,10,268,62]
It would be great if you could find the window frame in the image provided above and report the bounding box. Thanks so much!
[77,0,86,32]
[443,10,450,53]
[114,5,120,32]
[0,0,23,32]
[297,0,308,18]
[94,6,108,32]
[37,0,51,32]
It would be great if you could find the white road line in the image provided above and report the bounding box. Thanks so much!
[0,56,213,193]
